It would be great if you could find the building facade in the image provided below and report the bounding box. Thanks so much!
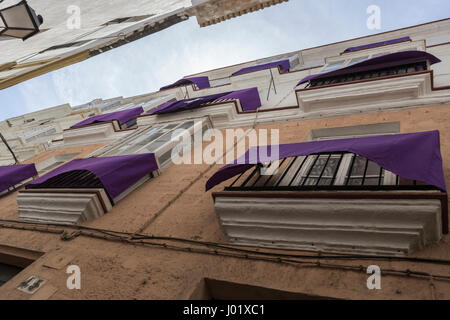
[0,18,449,299]
[0,0,288,90]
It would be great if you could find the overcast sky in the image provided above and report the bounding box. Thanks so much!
[1,0,449,121]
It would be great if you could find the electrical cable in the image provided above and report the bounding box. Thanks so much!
[3,220,449,282]
[1,218,450,267]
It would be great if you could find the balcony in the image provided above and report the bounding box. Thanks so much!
[138,88,262,129]
[295,51,443,115]
[17,154,159,225]
[307,61,426,88]
[207,131,448,256]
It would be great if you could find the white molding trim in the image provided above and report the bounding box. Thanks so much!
[18,188,112,225]
[214,196,443,256]
[60,122,131,148]
[296,72,433,113]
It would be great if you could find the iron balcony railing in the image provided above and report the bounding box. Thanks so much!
[27,170,105,190]
[307,61,427,88]
[225,152,438,192]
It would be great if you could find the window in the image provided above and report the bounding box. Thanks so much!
[211,129,446,256]
[347,56,369,66]
[36,153,80,174]
[102,15,154,26]
[19,153,158,225]
[99,101,122,113]
[24,128,57,143]
[310,60,427,88]
[0,245,44,288]
[321,60,345,72]
[306,51,434,88]
[92,120,207,168]
[0,263,22,287]
[226,151,418,190]
[190,278,338,300]
[226,124,432,191]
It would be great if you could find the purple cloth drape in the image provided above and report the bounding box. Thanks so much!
[205,130,446,192]
[150,92,231,115]
[71,107,144,129]
[344,37,411,52]
[0,164,37,193]
[219,88,262,111]
[160,77,211,91]
[26,154,158,200]
[296,51,441,86]
[149,88,261,115]
[232,60,290,76]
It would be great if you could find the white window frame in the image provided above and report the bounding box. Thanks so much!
[36,153,80,174]
[90,118,210,169]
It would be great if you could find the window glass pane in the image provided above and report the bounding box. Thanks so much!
[145,140,166,153]
[318,155,341,185]
[322,156,340,176]
[116,127,164,155]
[303,177,318,186]
[158,149,174,166]
[344,156,386,186]
[322,61,345,72]
[364,177,380,186]
[179,121,195,130]
[365,160,381,175]
[364,161,382,185]
[349,155,367,177]
[348,56,369,66]
[0,263,22,287]
[318,178,333,186]
[164,123,180,130]
[103,126,162,156]
[347,178,363,186]
[310,156,328,175]
[303,155,328,185]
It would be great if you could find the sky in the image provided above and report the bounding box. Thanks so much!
[0,0,449,121]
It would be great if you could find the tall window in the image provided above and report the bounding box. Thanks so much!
[321,60,346,72]
[91,119,207,169]
[228,152,401,189]
[226,124,432,191]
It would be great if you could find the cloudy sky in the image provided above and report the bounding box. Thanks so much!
[1,0,449,120]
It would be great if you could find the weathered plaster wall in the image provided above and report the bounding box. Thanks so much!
[0,106,449,300]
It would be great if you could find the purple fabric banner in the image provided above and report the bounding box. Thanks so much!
[26,154,158,200]
[0,164,37,193]
[205,130,446,192]
[71,107,144,129]
[150,92,230,115]
[232,60,290,76]
[344,37,411,52]
[149,88,261,115]
[219,88,262,111]
[160,77,211,91]
[296,51,441,86]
